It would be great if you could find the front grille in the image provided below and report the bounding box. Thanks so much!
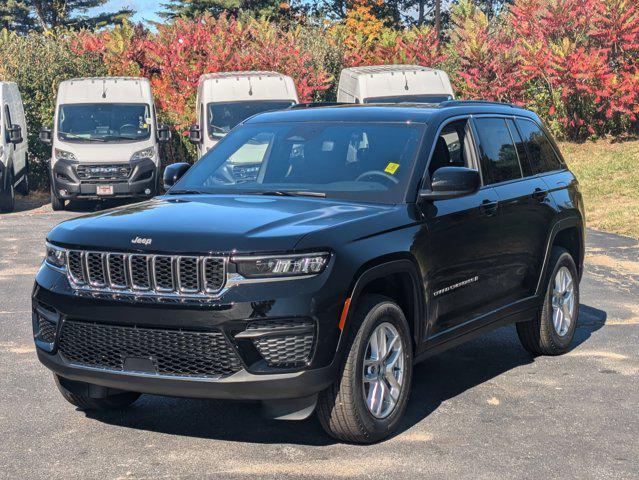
[248,319,316,368]
[65,250,226,300]
[76,164,131,181]
[58,320,243,378]
[34,314,57,344]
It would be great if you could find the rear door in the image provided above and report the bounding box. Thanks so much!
[420,117,502,339]
[473,116,555,302]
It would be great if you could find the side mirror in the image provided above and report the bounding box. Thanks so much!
[419,166,480,201]
[157,124,171,143]
[188,124,202,144]
[163,162,190,190]
[9,124,23,144]
[39,126,52,145]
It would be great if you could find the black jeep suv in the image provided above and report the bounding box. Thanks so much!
[33,102,585,443]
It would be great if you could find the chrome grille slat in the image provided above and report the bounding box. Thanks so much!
[64,250,226,300]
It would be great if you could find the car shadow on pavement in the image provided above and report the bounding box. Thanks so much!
[84,303,607,446]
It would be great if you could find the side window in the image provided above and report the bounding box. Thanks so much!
[506,118,532,177]
[516,118,563,174]
[428,119,472,177]
[474,118,522,184]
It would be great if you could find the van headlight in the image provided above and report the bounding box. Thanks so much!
[54,149,77,161]
[131,147,155,161]
[45,243,67,270]
[232,252,330,279]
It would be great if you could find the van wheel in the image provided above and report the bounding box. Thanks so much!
[50,186,65,211]
[517,247,579,356]
[317,294,413,443]
[0,170,15,213]
[54,375,140,411]
[16,170,29,196]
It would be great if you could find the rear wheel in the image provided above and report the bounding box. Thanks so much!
[54,375,140,411]
[0,170,15,213]
[50,186,65,211]
[317,294,413,443]
[517,247,579,355]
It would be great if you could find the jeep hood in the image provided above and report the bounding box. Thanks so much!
[47,195,407,254]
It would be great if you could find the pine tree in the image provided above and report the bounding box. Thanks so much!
[2,0,134,33]
[159,0,294,19]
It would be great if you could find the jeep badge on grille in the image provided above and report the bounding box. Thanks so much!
[131,236,152,246]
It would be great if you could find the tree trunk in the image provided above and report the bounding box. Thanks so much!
[435,0,441,37]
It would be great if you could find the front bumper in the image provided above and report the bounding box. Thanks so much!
[32,261,347,401]
[51,158,158,200]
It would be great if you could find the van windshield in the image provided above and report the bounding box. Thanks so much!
[207,100,296,139]
[364,94,453,104]
[173,121,425,204]
[57,103,152,143]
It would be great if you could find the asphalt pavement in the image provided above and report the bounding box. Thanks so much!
[1,196,637,479]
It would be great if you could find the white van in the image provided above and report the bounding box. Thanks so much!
[0,82,28,213]
[40,77,170,210]
[189,71,298,158]
[337,65,455,104]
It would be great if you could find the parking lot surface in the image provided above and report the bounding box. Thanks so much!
[1,197,638,480]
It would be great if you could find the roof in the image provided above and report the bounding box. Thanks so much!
[60,77,150,85]
[244,102,537,125]
[341,65,439,75]
[198,71,289,83]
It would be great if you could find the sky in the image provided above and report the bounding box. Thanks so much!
[90,0,163,24]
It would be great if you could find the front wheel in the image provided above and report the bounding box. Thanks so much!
[50,186,65,211]
[0,170,15,213]
[317,295,413,443]
[517,247,579,355]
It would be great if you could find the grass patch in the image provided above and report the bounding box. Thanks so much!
[559,139,639,239]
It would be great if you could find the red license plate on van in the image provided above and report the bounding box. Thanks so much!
[96,185,114,196]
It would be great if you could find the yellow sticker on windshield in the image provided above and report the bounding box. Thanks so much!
[385,162,400,174]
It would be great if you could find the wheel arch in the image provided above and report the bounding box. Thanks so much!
[535,216,585,296]
[338,254,425,353]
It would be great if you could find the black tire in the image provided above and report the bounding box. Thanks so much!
[0,170,15,213]
[54,375,140,411]
[15,171,29,196]
[50,186,65,211]
[516,247,579,356]
[317,294,413,443]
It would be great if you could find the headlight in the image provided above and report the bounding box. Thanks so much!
[232,252,330,279]
[54,149,77,161]
[131,146,155,161]
[45,243,67,270]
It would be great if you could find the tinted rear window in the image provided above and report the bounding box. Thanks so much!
[475,118,522,184]
[516,119,563,174]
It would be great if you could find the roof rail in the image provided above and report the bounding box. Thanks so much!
[289,102,350,109]
[439,100,518,108]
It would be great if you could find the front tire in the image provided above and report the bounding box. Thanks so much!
[15,171,29,196]
[0,170,15,213]
[317,294,413,443]
[50,186,65,211]
[54,375,140,411]
[517,247,579,355]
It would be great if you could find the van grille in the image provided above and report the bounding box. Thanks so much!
[66,250,226,300]
[76,164,131,181]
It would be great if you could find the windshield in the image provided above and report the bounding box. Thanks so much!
[364,94,453,104]
[57,103,152,143]
[173,121,425,204]
[207,100,296,139]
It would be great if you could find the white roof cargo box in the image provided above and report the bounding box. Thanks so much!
[57,77,154,105]
[197,71,299,104]
[337,65,454,104]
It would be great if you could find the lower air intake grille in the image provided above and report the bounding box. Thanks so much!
[248,319,316,368]
[58,321,243,378]
[35,314,57,344]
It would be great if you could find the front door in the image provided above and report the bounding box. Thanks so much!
[419,118,503,339]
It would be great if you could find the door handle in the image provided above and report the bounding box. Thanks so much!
[532,187,548,201]
[479,199,498,217]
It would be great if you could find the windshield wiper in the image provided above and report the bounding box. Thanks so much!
[251,190,326,198]
[59,132,107,142]
[168,189,204,195]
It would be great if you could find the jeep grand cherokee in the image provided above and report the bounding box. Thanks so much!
[33,102,585,443]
